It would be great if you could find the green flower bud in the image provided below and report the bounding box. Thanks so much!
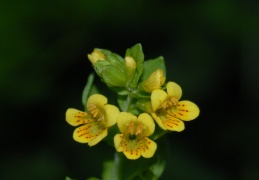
[101,65,127,87]
[89,49,127,87]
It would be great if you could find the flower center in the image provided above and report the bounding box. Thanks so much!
[160,97,178,110]
[128,121,144,139]
[89,104,104,122]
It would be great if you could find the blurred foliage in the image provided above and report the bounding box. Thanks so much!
[1,0,259,179]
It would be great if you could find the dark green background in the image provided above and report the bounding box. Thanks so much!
[1,0,259,179]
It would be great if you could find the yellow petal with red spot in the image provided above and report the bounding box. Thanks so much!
[121,140,141,160]
[104,104,120,127]
[87,94,107,110]
[88,129,108,146]
[66,108,94,126]
[123,147,141,160]
[151,112,167,130]
[114,134,141,160]
[171,100,200,121]
[163,113,185,132]
[151,89,168,111]
[166,82,182,100]
[73,123,106,143]
[141,137,157,158]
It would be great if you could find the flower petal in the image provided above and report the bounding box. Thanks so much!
[122,143,142,160]
[151,112,167,130]
[114,134,124,152]
[151,89,168,111]
[87,94,107,110]
[66,108,94,126]
[141,137,157,158]
[137,113,155,136]
[73,123,106,144]
[166,82,182,100]
[104,104,120,127]
[171,100,200,121]
[163,114,185,132]
[88,129,108,146]
[117,112,137,133]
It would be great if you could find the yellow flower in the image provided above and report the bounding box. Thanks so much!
[151,82,200,132]
[114,112,157,160]
[66,94,119,146]
[140,69,166,93]
[87,49,106,64]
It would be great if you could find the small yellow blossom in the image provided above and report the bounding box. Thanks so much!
[151,82,199,132]
[66,94,119,146]
[125,56,136,70]
[125,56,136,76]
[87,49,106,64]
[114,112,157,160]
[140,69,166,93]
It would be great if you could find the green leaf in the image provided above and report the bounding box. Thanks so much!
[82,73,99,108]
[125,43,144,88]
[117,94,128,111]
[125,43,144,66]
[148,156,166,178]
[140,56,166,82]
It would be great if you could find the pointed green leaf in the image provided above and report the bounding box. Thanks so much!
[125,43,144,66]
[82,73,99,108]
[140,56,166,82]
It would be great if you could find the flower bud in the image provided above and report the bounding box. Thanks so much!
[140,69,166,93]
[125,56,136,78]
[87,49,106,64]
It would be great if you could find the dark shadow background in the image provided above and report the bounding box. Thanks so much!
[1,0,259,179]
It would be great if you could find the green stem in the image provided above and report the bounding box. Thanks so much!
[113,152,121,180]
[124,94,132,112]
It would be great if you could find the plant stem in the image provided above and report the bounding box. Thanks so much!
[113,152,121,180]
[124,94,132,112]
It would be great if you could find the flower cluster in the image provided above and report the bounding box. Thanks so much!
[65,44,199,160]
